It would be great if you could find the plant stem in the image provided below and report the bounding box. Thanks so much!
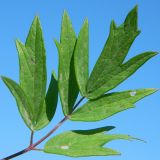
[0,149,26,160]
[73,97,85,111]
[0,97,84,160]
[30,131,34,145]
[0,116,68,160]
[32,148,43,151]
[26,115,69,151]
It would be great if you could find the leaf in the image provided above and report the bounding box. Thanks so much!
[86,6,152,99]
[16,16,47,127]
[87,52,158,99]
[34,72,58,130]
[74,19,89,96]
[44,126,135,157]
[1,76,34,130]
[70,89,157,121]
[56,11,79,115]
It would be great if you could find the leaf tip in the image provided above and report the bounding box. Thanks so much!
[63,10,68,16]
[1,75,7,81]
[52,70,57,80]
[54,39,59,45]
[105,126,116,131]
[32,15,42,30]
[84,18,89,26]
[148,88,159,93]
[114,150,121,156]
[15,39,23,47]
[110,20,117,29]
[62,10,70,21]
[149,51,159,56]
[154,51,159,56]
[0,75,4,80]
[54,39,61,52]
[131,5,138,15]
[1,76,9,84]
[132,5,138,13]
[124,5,139,32]
[132,137,147,143]
[34,15,40,22]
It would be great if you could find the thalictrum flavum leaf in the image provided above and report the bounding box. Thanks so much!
[70,89,157,121]
[55,11,79,115]
[1,76,34,130]
[16,16,47,128]
[86,6,156,99]
[74,19,89,96]
[34,72,58,130]
[44,126,135,157]
[87,52,158,99]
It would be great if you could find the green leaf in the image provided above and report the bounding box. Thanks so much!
[44,126,135,157]
[16,40,33,98]
[74,19,89,96]
[34,72,58,130]
[56,11,79,115]
[16,16,47,128]
[86,6,146,99]
[87,52,158,99]
[70,89,157,121]
[1,76,34,130]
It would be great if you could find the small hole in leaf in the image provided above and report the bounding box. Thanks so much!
[60,145,69,150]
[130,91,137,97]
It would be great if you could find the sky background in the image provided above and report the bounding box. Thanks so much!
[0,0,160,160]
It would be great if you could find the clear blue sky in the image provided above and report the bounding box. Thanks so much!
[0,0,160,160]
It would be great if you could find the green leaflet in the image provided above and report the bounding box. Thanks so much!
[34,72,58,130]
[4,17,58,131]
[55,11,79,115]
[86,6,145,99]
[87,52,158,99]
[70,89,157,121]
[16,16,47,124]
[1,76,34,130]
[2,72,58,131]
[44,126,135,157]
[74,19,89,96]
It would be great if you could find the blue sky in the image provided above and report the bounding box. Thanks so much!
[0,0,160,160]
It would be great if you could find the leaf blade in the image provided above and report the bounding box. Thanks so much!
[74,19,89,96]
[1,76,34,130]
[70,89,157,121]
[44,127,134,157]
[17,16,47,126]
[87,6,140,94]
[87,52,158,99]
[57,11,79,115]
[35,72,58,130]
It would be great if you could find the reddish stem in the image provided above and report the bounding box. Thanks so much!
[0,97,84,160]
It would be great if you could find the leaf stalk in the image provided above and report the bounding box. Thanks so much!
[0,97,84,160]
